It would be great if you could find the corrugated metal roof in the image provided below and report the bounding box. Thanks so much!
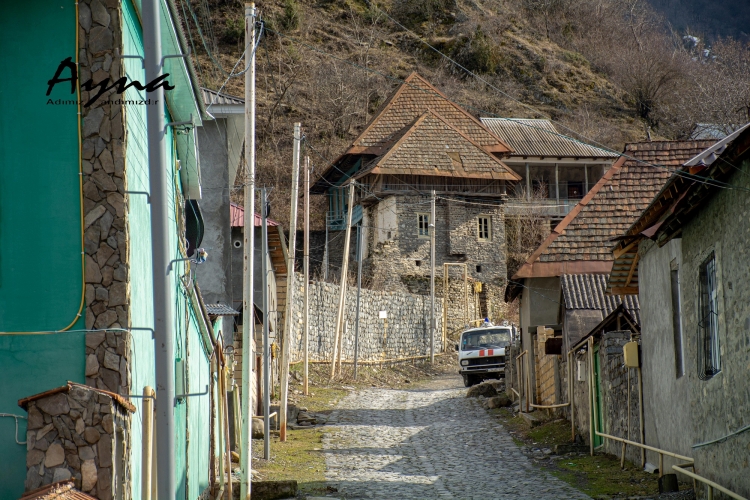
[230,203,279,228]
[561,274,640,325]
[205,303,240,316]
[20,480,97,499]
[685,122,750,167]
[480,118,618,159]
[202,87,244,106]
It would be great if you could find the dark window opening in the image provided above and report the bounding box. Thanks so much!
[476,265,482,273]
[185,199,204,256]
[698,253,720,380]
[568,182,584,199]
[670,266,684,378]
[415,260,422,267]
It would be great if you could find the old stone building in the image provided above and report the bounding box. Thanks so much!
[312,73,521,334]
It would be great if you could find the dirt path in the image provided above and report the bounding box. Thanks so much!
[321,374,591,499]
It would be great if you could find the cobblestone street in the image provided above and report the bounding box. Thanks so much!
[322,375,590,499]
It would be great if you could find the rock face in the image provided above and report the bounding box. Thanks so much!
[486,394,512,409]
[22,383,132,496]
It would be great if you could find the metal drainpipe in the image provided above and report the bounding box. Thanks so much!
[568,351,575,442]
[141,386,155,500]
[588,341,594,456]
[143,2,176,497]
[638,364,645,467]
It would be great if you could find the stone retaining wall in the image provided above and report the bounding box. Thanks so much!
[287,273,444,362]
[22,383,132,499]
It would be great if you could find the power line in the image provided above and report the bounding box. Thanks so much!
[264,26,747,192]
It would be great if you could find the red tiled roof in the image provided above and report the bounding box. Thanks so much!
[352,73,512,153]
[513,140,717,279]
[353,111,520,181]
[230,203,279,228]
[19,481,96,500]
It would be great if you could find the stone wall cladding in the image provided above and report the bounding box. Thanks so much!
[23,384,131,499]
[363,196,510,332]
[286,273,443,362]
[79,0,131,396]
[598,332,642,465]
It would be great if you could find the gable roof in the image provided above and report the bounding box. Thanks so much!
[513,140,716,280]
[352,73,512,154]
[609,124,750,294]
[479,118,618,160]
[352,111,521,181]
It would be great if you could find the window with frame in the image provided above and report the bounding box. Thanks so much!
[698,253,721,379]
[477,216,491,241]
[417,213,430,238]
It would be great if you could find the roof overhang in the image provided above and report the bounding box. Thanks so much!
[514,260,613,279]
[503,156,616,166]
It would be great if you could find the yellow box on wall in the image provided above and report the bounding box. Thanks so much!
[623,341,639,367]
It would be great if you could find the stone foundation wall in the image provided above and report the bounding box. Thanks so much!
[286,273,444,362]
[78,0,131,396]
[22,383,132,499]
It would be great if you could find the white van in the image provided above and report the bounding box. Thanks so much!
[456,323,514,387]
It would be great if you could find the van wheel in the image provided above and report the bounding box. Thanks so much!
[463,375,474,387]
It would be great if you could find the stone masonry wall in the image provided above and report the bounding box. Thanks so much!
[78,0,132,396]
[286,273,444,362]
[23,384,132,499]
[598,332,642,466]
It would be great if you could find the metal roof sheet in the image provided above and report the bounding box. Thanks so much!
[230,203,279,228]
[19,481,97,499]
[479,118,618,159]
[201,87,244,106]
[205,303,240,316]
[561,274,640,325]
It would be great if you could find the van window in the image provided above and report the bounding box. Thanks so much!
[461,329,511,351]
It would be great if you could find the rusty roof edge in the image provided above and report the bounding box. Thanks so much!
[18,382,136,413]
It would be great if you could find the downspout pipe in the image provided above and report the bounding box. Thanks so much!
[143,2,176,498]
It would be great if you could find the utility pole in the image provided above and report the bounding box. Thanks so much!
[280,123,301,441]
[323,222,329,281]
[330,183,355,379]
[143,2,175,498]
[261,188,271,460]
[240,4,256,498]
[303,156,310,395]
[354,224,363,379]
[430,190,436,363]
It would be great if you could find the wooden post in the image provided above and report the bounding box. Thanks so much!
[330,183,355,379]
[303,156,310,395]
[279,123,301,441]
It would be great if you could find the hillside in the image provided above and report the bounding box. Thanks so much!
[182,0,748,229]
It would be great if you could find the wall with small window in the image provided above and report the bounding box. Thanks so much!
[639,164,750,495]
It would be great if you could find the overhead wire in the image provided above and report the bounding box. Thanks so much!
[263,26,748,192]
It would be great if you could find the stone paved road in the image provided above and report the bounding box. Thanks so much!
[322,375,590,499]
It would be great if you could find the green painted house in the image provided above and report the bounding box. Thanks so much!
[0,0,227,498]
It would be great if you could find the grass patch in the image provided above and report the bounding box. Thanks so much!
[491,407,660,498]
[252,427,330,495]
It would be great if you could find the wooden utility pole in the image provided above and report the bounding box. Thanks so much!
[303,156,310,395]
[430,190,436,363]
[354,224,363,379]
[261,188,270,460]
[240,3,256,498]
[280,123,301,441]
[330,183,355,379]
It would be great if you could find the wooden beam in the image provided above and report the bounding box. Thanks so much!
[614,239,639,258]
[624,252,640,287]
[610,286,639,295]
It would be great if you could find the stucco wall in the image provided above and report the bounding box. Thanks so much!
[672,159,750,496]
[638,238,693,471]
[195,120,232,306]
